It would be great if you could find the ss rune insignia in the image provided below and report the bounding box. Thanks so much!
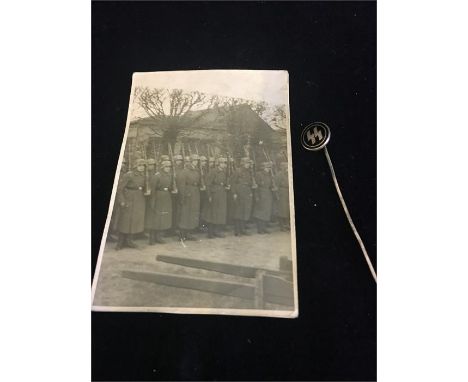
[301,122,331,151]
[300,121,377,283]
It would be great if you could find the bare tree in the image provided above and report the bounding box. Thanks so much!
[269,105,287,130]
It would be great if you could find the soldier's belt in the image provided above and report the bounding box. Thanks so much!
[125,186,143,191]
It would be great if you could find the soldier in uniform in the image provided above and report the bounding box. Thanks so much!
[108,158,128,242]
[252,161,275,234]
[176,154,201,240]
[115,158,147,249]
[226,156,236,225]
[158,155,170,171]
[208,157,215,171]
[203,157,229,238]
[200,155,208,172]
[198,155,208,232]
[144,158,157,240]
[146,160,175,244]
[276,161,290,231]
[170,154,184,236]
[231,157,257,236]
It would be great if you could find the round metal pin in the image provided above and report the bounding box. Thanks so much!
[301,122,331,151]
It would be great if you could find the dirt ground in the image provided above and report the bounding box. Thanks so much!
[92,224,293,310]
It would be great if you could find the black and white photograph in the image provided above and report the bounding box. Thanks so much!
[91,70,298,317]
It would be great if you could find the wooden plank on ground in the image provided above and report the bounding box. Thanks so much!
[156,255,292,280]
[122,270,255,300]
[262,274,295,307]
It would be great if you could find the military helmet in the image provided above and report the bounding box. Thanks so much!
[159,155,170,161]
[146,158,156,165]
[161,160,171,168]
[199,155,207,162]
[173,154,183,161]
[217,157,228,163]
[209,157,215,163]
[135,158,146,167]
[190,154,200,161]
[262,161,272,168]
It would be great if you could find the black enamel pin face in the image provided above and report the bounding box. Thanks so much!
[301,122,331,151]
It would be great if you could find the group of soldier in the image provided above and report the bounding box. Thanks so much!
[109,150,290,250]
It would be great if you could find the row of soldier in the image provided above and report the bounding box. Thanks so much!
[110,152,290,250]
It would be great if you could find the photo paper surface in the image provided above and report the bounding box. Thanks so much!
[91,70,297,318]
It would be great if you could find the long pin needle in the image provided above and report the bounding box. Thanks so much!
[324,146,377,283]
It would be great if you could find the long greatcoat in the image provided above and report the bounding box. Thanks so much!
[252,170,274,222]
[171,164,184,230]
[230,167,254,221]
[176,165,201,230]
[145,171,173,230]
[276,170,290,219]
[202,168,228,225]
[116,170,146,234]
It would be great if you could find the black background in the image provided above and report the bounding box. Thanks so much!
[92,1,376,381]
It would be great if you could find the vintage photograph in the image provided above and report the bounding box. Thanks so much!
[91,70,297,317]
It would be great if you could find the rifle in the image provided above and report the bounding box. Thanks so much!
[250,146,258,189]
[156,143,161,166]
[262,147,279,197]
[182,143,187,168]
[195,143,206,190]
[268,150,278,178]
[168,143,178,193]
[207,144,214,170]
[143,143,151,196]
[226,151,232,189]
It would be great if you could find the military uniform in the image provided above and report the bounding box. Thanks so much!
[171,155,184,236]
[144,158,157,233]
[252,163,275,234]
[115,159,146,249]
[231,158,256,235]
[203,158,229,238]
[276,163,290,231]
[146,161,174,243]
[176,156,201,239]
[108,161,128,242]
[198,156,208,231]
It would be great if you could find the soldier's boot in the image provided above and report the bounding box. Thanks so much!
[279,219,286,232]
[257,220,269,234]
[185,230,197,241]
[135,232,148,240]
[178,229,186,241]
[126,234,138,248]
[115,233,125,250]
[240,221,250,236]
[214,225,225,238]
[234,221,240,236]
[207,224,215,239]
[154,231,166,244]
[148,231,155,245]
[256,220,262,234]
[107,233,117,242]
